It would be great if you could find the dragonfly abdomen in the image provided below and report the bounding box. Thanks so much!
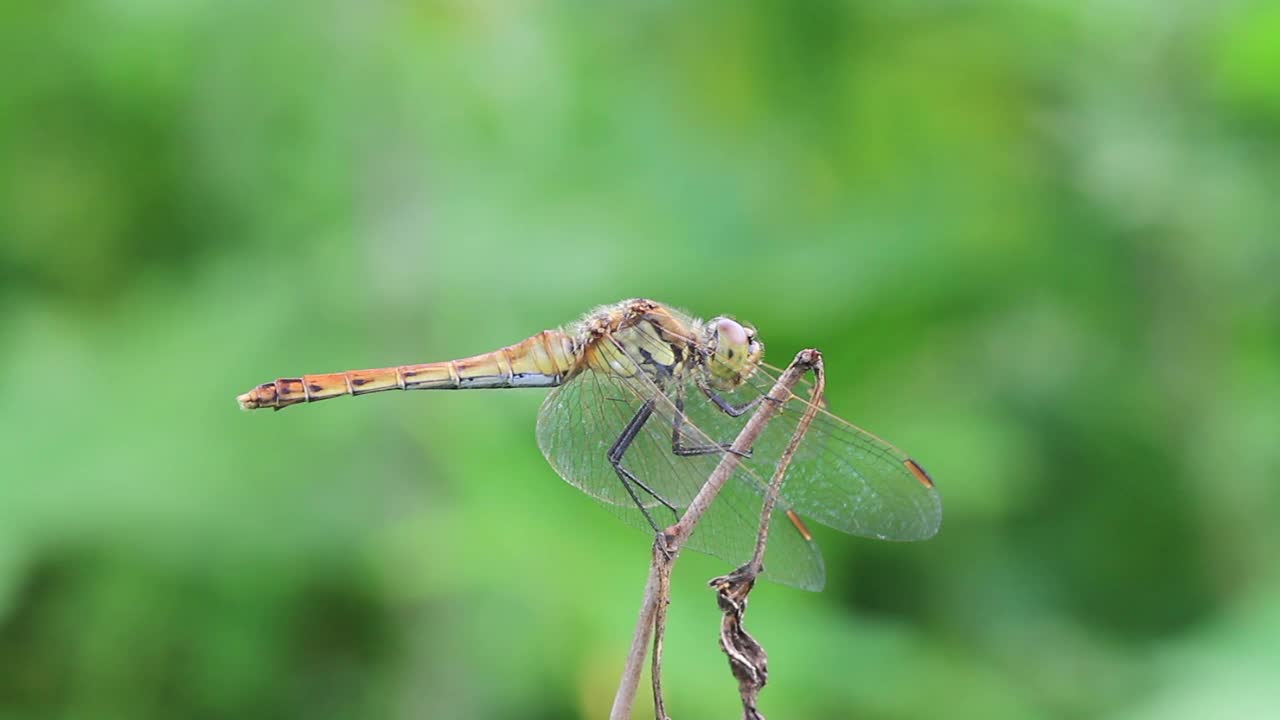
[236,330,582,410]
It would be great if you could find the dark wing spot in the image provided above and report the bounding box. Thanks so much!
[904,459,935,488]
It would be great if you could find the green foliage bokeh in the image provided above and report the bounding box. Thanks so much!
[2,2,1278,718]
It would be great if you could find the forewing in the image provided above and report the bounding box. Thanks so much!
[686,366,942,541]
[789,416,941,540]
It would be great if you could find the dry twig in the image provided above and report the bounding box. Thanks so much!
[709,567,766,720]
[710,352,824,719]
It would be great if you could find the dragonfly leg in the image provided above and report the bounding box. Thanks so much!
[609,400,681,531]
[671,390,752,459]
[698,381,770,417]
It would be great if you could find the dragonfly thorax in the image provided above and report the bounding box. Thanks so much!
[702,317,764,392]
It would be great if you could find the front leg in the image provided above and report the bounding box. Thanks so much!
[699,379,768,417]
[671,385,752,458]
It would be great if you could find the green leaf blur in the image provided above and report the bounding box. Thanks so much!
[2,2,1277,719]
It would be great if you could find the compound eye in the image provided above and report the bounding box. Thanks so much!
[715,318,748,347]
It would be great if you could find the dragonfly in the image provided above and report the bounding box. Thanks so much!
[237,298,941,590]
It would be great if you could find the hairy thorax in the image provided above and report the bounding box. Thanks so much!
[576,299,704,390]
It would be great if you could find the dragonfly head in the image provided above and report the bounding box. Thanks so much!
[704,317,764,391]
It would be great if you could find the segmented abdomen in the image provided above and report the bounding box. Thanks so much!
[237,329,581,410]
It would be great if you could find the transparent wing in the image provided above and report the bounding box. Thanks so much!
[535,360,826,591]
[637,309,943,542]
[693,367,941,541]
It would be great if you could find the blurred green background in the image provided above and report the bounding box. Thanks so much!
[2,1,1278,718]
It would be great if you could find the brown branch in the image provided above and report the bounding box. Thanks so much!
[709,567,766,719]
[710,353,824,720]
[611,557,661,720]
[609,349,822,720]
[651,535,674,720]
[748,351,825,577]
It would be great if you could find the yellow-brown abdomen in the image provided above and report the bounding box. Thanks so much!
[237,329,580,410]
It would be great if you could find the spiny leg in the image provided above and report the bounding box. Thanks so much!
[609,400,681,531]
[698,379,769,417]
[672,384,753,458]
